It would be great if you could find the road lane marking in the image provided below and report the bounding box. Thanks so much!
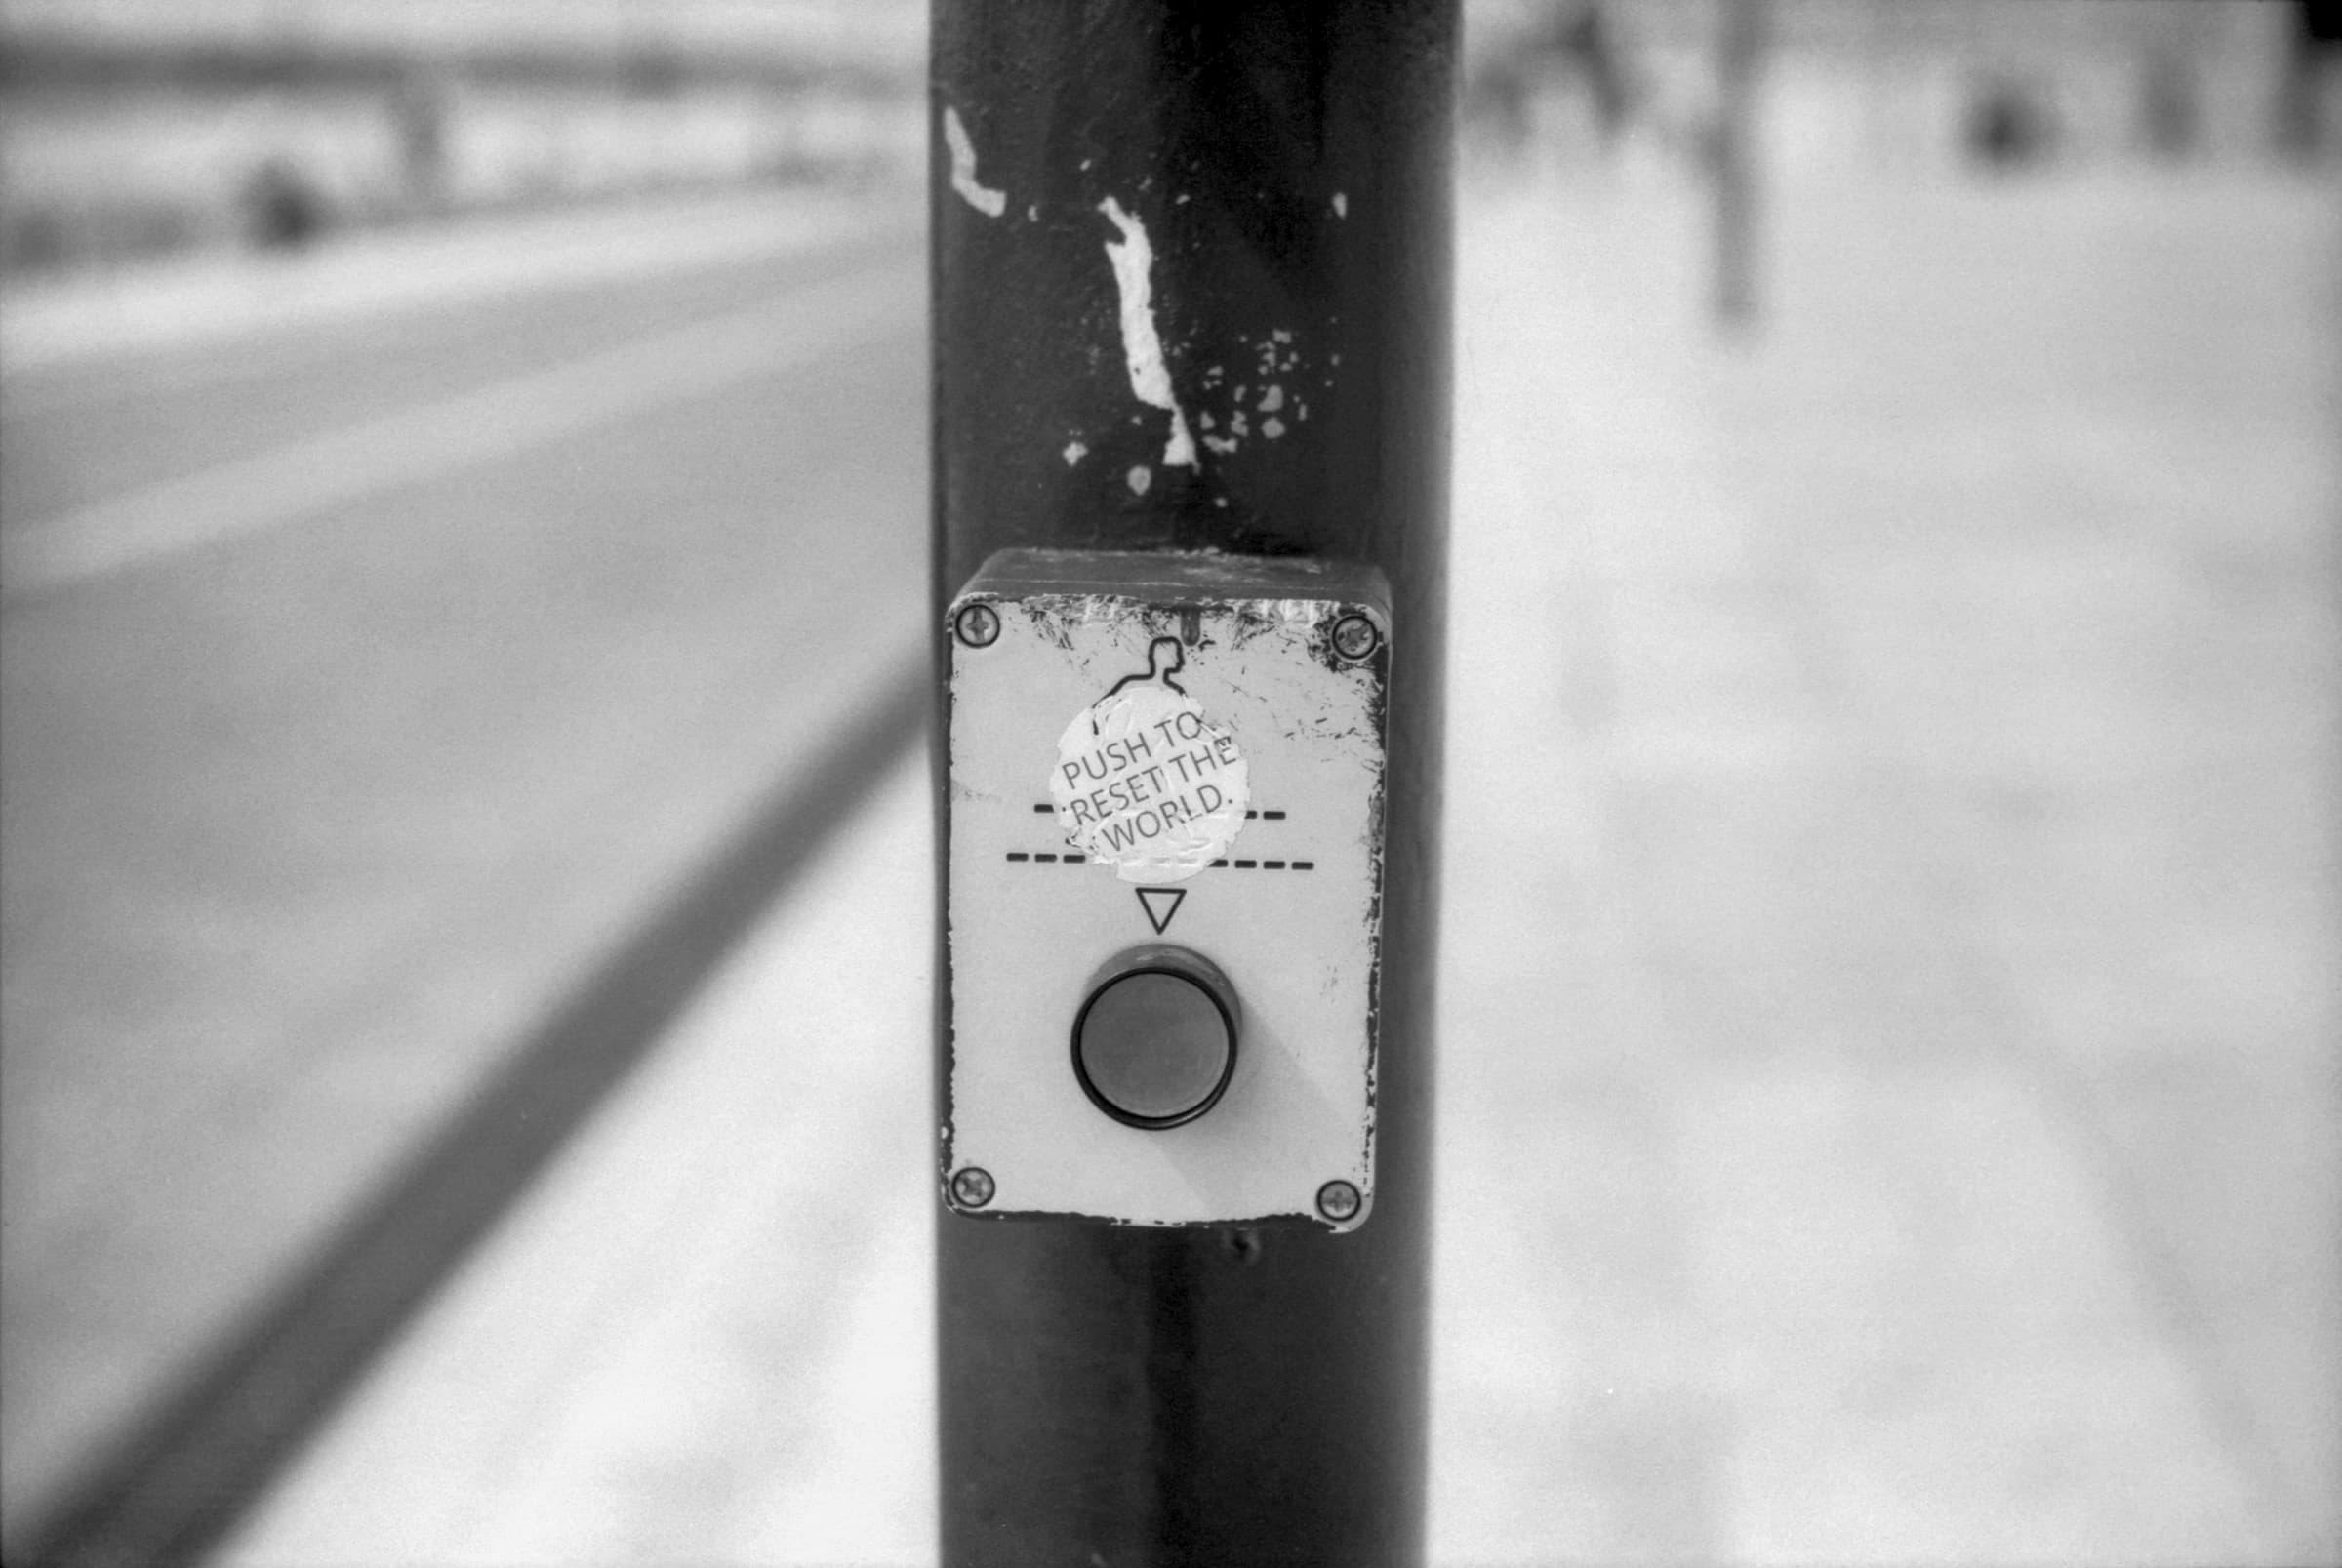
[0,216,924,425]
[0,259,922,605]
[0,193,914,381]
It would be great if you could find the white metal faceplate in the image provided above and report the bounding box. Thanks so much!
[945,550,1389,1231]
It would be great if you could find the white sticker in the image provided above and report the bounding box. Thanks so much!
[1049,637,1249,885]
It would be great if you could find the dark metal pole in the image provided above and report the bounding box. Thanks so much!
[929,4,1454,1563]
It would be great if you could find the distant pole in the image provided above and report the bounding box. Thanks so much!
[2281,0,2342,159]
[930,3,1455,1563]
[1713,0,1766,329]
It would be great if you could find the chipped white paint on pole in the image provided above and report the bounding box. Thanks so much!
[943,106,1007,218]
[1097,196,1198,468]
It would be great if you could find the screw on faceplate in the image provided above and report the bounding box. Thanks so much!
[950,1167,996,1208]
[1315,1180,1361,1223]
[955,603,1001,649]
[1330,614,1379,662]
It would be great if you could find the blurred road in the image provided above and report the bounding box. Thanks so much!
[5,157,2337,1568]
[0,184,929,1544]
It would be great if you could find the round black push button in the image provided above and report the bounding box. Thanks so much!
[1071,945,1238,1129]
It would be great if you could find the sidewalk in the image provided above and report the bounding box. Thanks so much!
[217,758,939,1566]
[1433,165,2337,1563]
[221,164,2338,1564]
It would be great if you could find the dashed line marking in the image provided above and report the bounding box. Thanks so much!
[1006,851,1310,869]
[1042,802,1284,818]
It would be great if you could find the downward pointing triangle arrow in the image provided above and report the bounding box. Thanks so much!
[1135,887,1186,935]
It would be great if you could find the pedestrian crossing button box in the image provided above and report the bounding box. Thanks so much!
[943,549,1390,1232]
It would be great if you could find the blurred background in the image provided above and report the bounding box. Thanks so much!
[1,0,2334,1563]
